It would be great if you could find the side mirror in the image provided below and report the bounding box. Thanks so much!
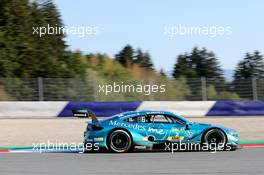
[185,123,192,130]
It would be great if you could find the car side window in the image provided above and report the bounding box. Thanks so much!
[150,114,172,124]
[125,115,149,123]
[165,115,185,125]
[124,114,185,124]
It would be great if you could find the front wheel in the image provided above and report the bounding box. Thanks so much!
[107,130,132,153]
[203,129,227,150]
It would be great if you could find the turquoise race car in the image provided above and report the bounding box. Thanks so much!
[73,110,239,153]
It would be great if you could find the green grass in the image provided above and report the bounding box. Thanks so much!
[238,140,264,144]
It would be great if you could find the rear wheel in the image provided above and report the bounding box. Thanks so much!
[203,129,227,150]
[107,130,132,153]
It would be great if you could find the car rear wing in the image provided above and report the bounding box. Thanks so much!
[72,108,98,123]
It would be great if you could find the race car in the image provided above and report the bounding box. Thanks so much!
[73,109,239,153]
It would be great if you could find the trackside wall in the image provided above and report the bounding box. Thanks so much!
[0,101,264,118]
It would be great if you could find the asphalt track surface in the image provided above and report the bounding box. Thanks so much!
[0,148,263,175]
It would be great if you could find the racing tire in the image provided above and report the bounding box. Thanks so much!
[107,129,132,153]
[202,129,227,151]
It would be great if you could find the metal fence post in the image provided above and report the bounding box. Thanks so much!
[148,78,154,101]
[252,77,258,101]
[38,77,44,101]
[93,78,98,101]
[201,77,207,101]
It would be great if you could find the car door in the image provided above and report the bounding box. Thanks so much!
[144,114,174,141]
[147,114,190,142]
[165,114,193,142]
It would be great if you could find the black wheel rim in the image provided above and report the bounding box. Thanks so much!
[110,132,129,151]
[204,129,226,149]
[207,132,223,144]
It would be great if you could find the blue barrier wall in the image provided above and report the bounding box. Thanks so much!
[58,101,141,117]
[207,101,264,116]
[55,101,264,117]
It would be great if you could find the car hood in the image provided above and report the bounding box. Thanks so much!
[192,122,227,130]
[192,122,235,133]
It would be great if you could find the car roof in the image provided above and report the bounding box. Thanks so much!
[120,110,188,121]
[122,110,172,116]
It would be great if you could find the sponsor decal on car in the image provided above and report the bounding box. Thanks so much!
[167,136,184,141]
[171,128,185,132]
[94,137,104,142]
[109,120,165,135]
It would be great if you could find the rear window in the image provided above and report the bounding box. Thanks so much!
[124,115,150,123]
[124,114,185,124]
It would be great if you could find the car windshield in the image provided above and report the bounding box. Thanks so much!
[170,113,192,124]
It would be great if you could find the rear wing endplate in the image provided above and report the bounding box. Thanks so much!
[72,108,98,123]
